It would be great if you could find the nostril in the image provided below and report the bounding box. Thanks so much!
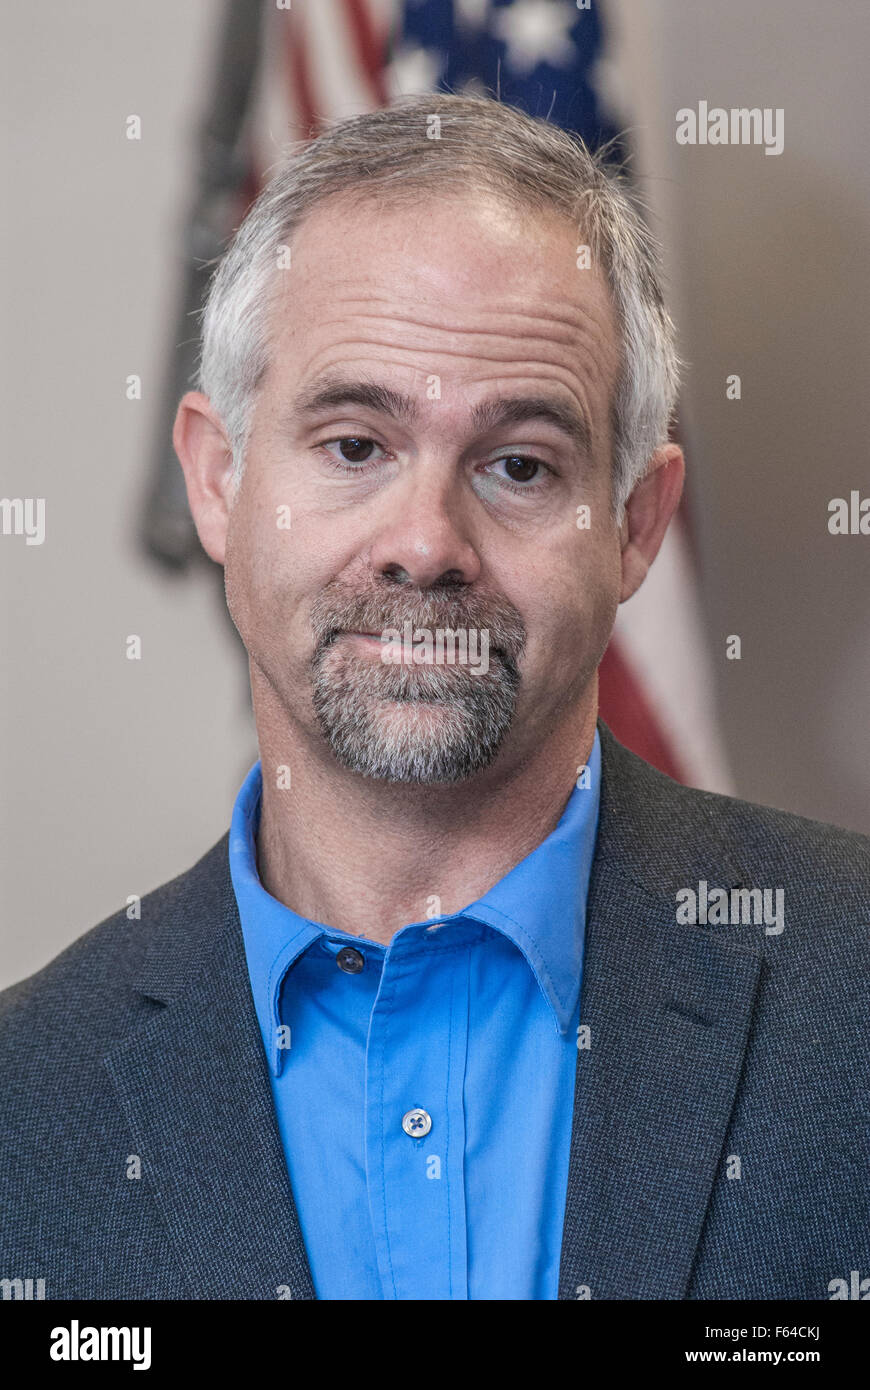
[381,564,411,584]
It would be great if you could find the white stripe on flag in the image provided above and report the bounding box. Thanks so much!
[612,517,734,793]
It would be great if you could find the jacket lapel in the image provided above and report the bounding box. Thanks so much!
[558,721,764,1299]
[104,834,317,1299]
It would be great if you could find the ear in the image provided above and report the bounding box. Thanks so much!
[618,442,685,603]
[172,391,237,566]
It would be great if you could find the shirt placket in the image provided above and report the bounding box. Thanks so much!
[365,928,472,1299]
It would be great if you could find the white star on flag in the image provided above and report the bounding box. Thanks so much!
[492,0,578,75]
[455,0,491,28]
[386,43,445,97]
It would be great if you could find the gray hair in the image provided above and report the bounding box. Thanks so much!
[196,92,682,521]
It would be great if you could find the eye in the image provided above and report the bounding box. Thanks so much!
[321,436,386,467]
[486,454,552,489]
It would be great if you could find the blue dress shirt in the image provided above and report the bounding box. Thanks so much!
[229,729,601,1300]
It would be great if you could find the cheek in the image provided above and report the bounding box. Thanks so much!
[524,532,622,667]
[224,482,349,667]
[224,490,288,644]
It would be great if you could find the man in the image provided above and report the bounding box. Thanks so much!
[1,94,868,1302]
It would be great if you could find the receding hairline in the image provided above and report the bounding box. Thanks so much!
[255,178,620,403]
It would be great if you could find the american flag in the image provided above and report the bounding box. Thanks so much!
[157,0,733,792]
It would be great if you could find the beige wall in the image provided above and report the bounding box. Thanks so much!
[2,0,869,989]
[1,1,257,989]
[604,0,870,835]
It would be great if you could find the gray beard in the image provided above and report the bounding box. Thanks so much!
[311,643,520,784]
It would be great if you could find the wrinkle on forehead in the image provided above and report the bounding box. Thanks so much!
[305,296,613,350]
[272,296,618,397]
[261,192,621,442]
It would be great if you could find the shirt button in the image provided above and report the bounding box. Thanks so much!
[402,1108,432,1138]
[336,946,365,974]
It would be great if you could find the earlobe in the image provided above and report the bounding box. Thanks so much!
[172,391,235,566]
[618,443,685,603]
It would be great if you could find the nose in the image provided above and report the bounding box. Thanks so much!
[368,464,482,589]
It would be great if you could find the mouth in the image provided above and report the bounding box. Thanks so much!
[323,627,380,647]
[333,630,387,652]
[324,629,508,675]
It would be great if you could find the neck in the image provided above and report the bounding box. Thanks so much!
[252,671,598,946]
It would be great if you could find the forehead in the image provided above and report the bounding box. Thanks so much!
[261,189,620,423]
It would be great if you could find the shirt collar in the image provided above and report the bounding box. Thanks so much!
[229,730,601,1065]
[462,728,601,1032]
[229,768,326,1074]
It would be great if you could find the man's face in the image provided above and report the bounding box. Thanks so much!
[222,190,624,783]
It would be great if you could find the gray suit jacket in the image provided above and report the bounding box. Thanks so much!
[1,719,868,1300]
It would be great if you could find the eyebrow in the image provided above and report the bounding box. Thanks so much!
[292,375,594,455]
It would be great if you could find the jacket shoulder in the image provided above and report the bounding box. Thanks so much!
[675,772,869,883]
[0,832,231,1052]
[597,722,870,923]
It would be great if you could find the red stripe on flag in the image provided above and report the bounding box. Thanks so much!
[283,15,321,136]
[598,639,686,781]
[344,0,390,106]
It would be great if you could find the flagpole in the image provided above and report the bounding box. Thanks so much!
[138,0,266,572]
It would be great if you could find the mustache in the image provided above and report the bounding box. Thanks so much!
[309,580,527,668]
